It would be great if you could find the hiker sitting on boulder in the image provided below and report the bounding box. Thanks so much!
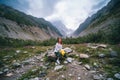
[54,37,66,64]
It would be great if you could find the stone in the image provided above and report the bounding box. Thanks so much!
[64,47,72,53]
[114,73,120,79]
[22,60,30,65]
[0,71,3,75]
[69,74,72,76]
[13,62,21,68]
[61,75,65,78]
[93,74,103,80]
[98,44,107,48]
[40,58,44,62]
[78,62,82,65]
[54,65,64,71]
[78,77,81,80]
[93,62,99,68]
[6,73,13,77]
[45,78,50,80]
[80,54,89,58]
[23,51,28,53]
[32,46,35,49]
[64,61,68,64]
[29,77,39,80]
[110,51,118,57]
[99,53,105,58]
[16,50,21,53]
[107,78,114,80]
[3,68,9,73]
[84,64,90,70]
[66,57,73,63]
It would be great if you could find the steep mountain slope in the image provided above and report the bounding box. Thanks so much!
[73,0,120,37]
[0,4,62,40]
[52,20,73,37]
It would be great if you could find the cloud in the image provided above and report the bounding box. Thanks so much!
[45,0,110,30]
[0,0,110,30]
[26,0,59,17]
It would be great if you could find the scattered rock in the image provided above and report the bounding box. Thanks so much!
[78,77,81,80]
[78,62,82,65]
[16,50,21,53]
[69,74,72,77]
[110,51,118,57]
[99,53,105,58]
[40,58,44,62]
[64,61,68,64]
[45,77,50,80]
[107,78,114,80]
[3,68,9,73]
[32,46,35,49]
[66,57,73,63]
[98,44,107,48]
[84,64,90,70]
[6,73,13,77]
[114,73,120,79]
[12,62,21,68]
[29,77,39,80]
[22,60,30,65]
[61,75,65,78]
[93,62,99,68]
[0,71,3,75]
[54,65,64,71]
[80,54,89,58]
[64,47,73,53]
[93,74,103,80]
[23,51,28,53]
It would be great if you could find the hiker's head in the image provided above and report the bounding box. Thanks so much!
[57,37,62,44]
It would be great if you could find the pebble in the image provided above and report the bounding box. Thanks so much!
[54,65,64,71]
[78,77,81,80]
[107,78,114,80]
[114,73,120,79]
[84,64,90,70]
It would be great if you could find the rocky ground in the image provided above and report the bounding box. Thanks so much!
[0,43,120,80]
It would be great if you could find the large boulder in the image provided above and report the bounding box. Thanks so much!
[64,47,73,53]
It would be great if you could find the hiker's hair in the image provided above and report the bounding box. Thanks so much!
[57,37,62,44]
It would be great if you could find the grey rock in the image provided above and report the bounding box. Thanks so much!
[16,50,21,53]
[84,64,90,70]
[0,71,3,75]
[22,60,30,65]
[64,47,72,53]
[110,51,118,57]
[93,62,99,68]
[114,73,120,79]
[3,68,9,73]
[45,78,50,80]
[93,74,103,80]
[6,73,13,77]
[64,61,68,64]
[107,78,114,80]
[54,65,64,71]
[99,53,105,58]
[66,57,73,63]
[13,62,21,68]
[29,77,39,80]
[78,77,81,80]
[80,54,89,58]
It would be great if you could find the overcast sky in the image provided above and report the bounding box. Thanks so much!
[0,0,110,30]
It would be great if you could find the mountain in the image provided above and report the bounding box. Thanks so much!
[0,4,62,40]
[52,20,73,37]
[73,0,120,37]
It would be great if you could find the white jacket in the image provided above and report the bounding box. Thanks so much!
[54,43,62,52]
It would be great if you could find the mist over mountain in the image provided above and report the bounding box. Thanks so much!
[73,0,120,37]
[51,20,73,37]
[0,4,62,40]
